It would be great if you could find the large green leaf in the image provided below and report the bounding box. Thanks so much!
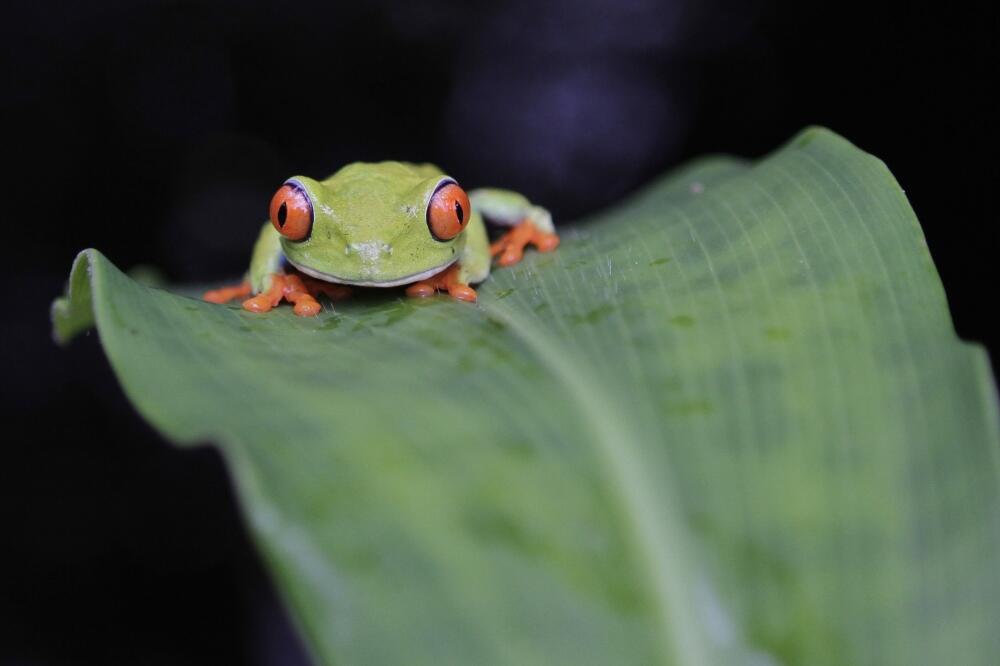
[52,128,1000,665]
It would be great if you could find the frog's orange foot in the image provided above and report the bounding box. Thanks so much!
[203,281,252,304]
[238,273,323,316]
[490,220,560,267]
[237,273,353,317]
[405,264,477,302]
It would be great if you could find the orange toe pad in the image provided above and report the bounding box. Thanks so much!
[490,220,560,267]
[206,272,352,317]
[236,273,350,317]
[406,264,477,302]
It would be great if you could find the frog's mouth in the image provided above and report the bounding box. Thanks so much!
[285,256,457,288]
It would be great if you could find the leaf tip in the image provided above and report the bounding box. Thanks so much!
[51,249,100,346]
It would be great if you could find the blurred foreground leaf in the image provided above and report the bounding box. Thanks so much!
[53,128,1000,666]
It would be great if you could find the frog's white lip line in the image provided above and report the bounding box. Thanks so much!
[285,256,458,288]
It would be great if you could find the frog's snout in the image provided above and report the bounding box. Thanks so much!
[344,240,393,271]
[344,240,392,258]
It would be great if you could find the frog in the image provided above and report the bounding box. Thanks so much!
[203,161,558,315]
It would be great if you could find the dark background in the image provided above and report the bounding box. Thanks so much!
[2,1,996,664]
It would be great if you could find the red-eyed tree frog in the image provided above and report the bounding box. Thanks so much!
[204,162,558,315]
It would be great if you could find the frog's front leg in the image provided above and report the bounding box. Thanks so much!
[203,222,350,316]
[405,209,490,303]
[470,189,559,267]
[405,264,477,302]
[241,272,351,316]
[239,273,311,315]
[204,222,283,307]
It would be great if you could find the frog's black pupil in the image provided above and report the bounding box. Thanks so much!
[278,202,287,227]
[455,200,464,224]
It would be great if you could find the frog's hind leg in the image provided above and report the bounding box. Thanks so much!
[470,188,559,267]
[490,220,559,267]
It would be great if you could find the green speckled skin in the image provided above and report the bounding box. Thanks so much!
[245,161,548,293]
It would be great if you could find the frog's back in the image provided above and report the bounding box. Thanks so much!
[320,161,445,189]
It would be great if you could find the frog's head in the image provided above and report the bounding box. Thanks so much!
[267,162,471,286]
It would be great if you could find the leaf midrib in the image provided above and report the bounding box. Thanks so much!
[478,296,714,666]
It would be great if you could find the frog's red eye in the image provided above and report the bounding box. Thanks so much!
[270,184,313,241]
[427,182,470,241]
